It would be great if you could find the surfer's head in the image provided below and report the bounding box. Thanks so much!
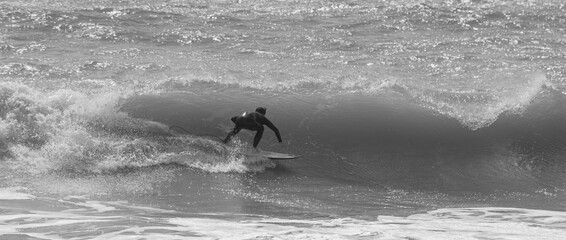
[255,107,266,115]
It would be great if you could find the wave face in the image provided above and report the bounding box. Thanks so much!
[119,84,566,193]
[1,0,566,219]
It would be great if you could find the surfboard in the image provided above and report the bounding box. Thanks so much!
[242,150,301,160]
[259,150,301,160]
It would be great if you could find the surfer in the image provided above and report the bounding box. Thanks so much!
[222,107,282,149]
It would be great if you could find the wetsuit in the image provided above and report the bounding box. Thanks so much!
[222,110,282,148]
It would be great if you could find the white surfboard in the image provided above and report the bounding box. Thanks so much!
[260,150,301,160]
[243,150,301,160]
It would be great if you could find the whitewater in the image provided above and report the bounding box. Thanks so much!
[1,0,566,239]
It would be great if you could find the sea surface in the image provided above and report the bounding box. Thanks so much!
[1,0,566,239]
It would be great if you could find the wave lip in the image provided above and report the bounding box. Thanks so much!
[161,70,547,131]
[392,72,547,130]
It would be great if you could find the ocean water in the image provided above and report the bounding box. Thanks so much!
[1,0,566,239]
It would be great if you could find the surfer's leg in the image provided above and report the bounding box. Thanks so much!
[252,125,264,148]
[222,127,240,144]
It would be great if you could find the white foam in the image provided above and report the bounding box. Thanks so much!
[1,82,271,175]
[0,187,34,200]
[168,208,566,240]
[164,138,276,173]
[2,196,566,240]
[59,199,117,213]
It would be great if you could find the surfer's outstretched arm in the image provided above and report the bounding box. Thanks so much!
[222,127,240,144]
[263,118,282,143]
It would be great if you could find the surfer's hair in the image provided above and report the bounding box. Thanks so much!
[255,107,266,115]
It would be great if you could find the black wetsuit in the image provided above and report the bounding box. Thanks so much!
[222,111,282,148]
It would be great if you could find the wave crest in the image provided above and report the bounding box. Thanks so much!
[393,72,547,130]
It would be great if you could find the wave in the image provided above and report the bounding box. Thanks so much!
[0,69,564,194]
[132,80,566,190]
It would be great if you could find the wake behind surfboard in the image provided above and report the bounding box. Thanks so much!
[168,125,301,160]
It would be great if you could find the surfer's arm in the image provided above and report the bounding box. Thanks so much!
[222,127,240,144]
[263,119,282,143]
